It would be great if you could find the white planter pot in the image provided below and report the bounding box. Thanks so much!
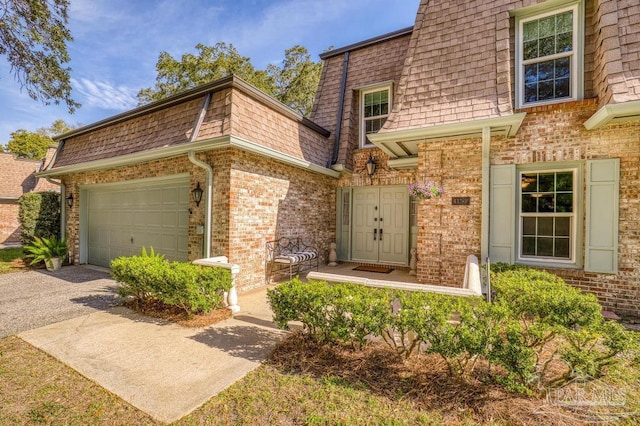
[46,257,62,272]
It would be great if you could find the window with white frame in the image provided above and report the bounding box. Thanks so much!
[360,84,391,147]
[517,3,581,107]
[519,169,576,262]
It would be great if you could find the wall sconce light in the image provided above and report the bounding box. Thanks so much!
[66,193,74,208]
[365,154,376,176]
[191,182,204,207]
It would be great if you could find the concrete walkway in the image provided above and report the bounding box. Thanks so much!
[14,269,285,423]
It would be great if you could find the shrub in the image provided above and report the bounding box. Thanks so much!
[23,236,68,269]
[18,191,61,245]
[110,248,233,316]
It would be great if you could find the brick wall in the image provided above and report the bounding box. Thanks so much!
[312,33,411,170]
[226,148,336,290]
[493,99,640,316]
[0,202,20,244]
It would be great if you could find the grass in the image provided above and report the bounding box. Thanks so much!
[1,331,639,425]
[0,247,26,274]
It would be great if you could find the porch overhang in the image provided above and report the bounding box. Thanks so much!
[583,100,640,130]
[367,113,527,159]
[36,135,340,179]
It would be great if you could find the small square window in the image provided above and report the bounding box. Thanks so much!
[360,84,392,147]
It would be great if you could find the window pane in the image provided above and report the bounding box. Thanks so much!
[538,61,554,82]
[555,58,570,78]
[556,172,573,191]
[522,237,536,256]
[555,238,570,258]
[523,20,538,42]
[556,217,570,237]
[556,31,573,53]
[538,80,554,100]
[521,174,537,192]
[539,35,555,57]
[524,40,538,61]
[538,237,554,256]
[539,194,555,213]
[364,105,372,117]
[539,16,555,38]
[555,77,570,98]
[365,93,373,106]
[556,11,573,33]
[538,173,555,192]
[373,104,380,116]
[538,217,553,236]
[556,193,573,212]
[522,194,536,212]
[525,83,538,103]
[523,217,536,235]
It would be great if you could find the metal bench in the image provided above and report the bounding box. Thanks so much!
[266,237,319,281]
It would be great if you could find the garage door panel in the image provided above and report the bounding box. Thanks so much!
[87,178,189,267]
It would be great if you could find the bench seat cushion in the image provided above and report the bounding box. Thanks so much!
[274,251,317,264]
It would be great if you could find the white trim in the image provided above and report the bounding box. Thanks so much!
[78,173,190,191]
[515,2,584,108]
[516,166,580,267]
[37,134,339,179]
[367,114,526,158]
[584,100,640,130]
[360,82,393,149]
[387,157,418,169]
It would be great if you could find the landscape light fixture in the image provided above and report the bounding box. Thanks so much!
[191,182,204,207]
[365,154,376,176]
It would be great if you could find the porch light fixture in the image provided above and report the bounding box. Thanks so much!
[65,193,74,208]
[191,182,204,207]
[365,154,376,176]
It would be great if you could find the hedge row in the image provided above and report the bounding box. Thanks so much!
[18,192,61,245]
[268,268,638,394]
[110,248,233,316]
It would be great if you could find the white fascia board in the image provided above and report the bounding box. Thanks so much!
[37,134,339,179]
[368,114,526,158]
[387,157,418,169]
[584,100,640,130]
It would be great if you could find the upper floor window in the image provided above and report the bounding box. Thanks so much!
[360,83,392,147]
[516,3,582,107]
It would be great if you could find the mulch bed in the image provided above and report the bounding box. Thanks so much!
[124,298,232,328]
[268,332,587,425]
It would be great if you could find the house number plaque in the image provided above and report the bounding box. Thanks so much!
[451,197,470,206]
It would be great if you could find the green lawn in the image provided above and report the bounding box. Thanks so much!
[0,247,25,274]
[1,332,638,425]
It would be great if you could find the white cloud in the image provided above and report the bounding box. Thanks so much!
[72,78,138,110]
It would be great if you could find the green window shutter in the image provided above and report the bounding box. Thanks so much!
[489,164,516,263]
[585,158,619,274]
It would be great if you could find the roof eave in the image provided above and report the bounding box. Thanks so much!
[319,26,414,60]
[584,100,640,130]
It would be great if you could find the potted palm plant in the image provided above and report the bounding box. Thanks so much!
[23,236,68,272]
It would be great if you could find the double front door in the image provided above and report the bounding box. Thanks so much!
[351,186,409,264]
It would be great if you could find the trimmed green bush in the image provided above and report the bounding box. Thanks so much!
[268,269,638,395]
[110,248,233,316]
[18,191,61,245]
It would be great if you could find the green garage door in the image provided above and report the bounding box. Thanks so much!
[86,177,190,267]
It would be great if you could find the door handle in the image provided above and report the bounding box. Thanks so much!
[373,229,377,241]
[379,229,383,240]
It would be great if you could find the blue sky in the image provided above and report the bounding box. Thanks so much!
[0,0,420,144]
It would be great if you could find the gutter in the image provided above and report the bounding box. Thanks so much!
[331,51,350,165]
[188,93,213,258]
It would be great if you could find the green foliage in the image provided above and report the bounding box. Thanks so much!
[0,0,79,113]
[137,43,321,116]
[268,269,638,395]
[110,248,233,316]
[23,236,67,269]
[18,192,61,245]
[6,129,54,159]
[36,119,77,137]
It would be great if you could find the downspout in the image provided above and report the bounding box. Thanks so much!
[188,93,213,258]
[331,51,350,165]
[481,126,491,294]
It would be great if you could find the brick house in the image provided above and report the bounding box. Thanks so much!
[0,149,59,244]
[39,0,640,316]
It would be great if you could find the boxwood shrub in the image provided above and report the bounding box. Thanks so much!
[268,269,638,394]
[110,248,232,316]
[18,191,61,245]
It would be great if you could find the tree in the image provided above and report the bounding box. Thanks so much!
[0,0,79,112]
[6,129,54,159]
[36,118,77,137]
[137,42,275,104]
[138,43,322,116]
[268,46,322,115]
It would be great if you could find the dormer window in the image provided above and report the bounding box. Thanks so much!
[516,3,582,108]
[360,83,392,147]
